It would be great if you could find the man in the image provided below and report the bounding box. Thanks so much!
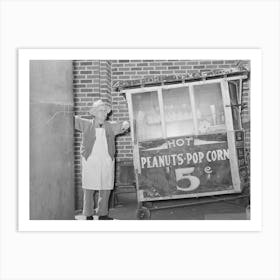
[74,100,130,220]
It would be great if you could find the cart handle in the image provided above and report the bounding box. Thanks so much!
[225,103,248,110]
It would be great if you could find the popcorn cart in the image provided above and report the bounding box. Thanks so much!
[117,68,250,219]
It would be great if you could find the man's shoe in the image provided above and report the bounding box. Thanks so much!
[98,215,113,220]
[86,216,93,220]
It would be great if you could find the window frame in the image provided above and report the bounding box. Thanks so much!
[228,79,243,130]
[126,76,245,143]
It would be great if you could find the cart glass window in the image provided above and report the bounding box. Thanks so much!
[193,82,226,134]
[228,81,242,130]
[162,87,194,137]
[132,91,163,141]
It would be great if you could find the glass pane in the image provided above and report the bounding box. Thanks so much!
[162,87,194,137]
[228,81,241,130]
[193,83,226,134]
[132,91,163,141]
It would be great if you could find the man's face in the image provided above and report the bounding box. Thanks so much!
[95,106,107,123]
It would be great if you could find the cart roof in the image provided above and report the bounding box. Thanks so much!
[113,66,249,92]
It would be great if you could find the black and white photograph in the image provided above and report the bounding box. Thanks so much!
[28,58,251,222]
[1,1,279,280]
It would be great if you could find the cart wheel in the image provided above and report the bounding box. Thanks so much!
[136,207,151,220]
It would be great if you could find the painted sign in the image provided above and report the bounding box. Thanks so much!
[137,133,235,200]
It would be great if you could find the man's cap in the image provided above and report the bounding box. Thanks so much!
[89,99,111,116]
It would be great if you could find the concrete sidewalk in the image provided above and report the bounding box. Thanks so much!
[75,192,249,220]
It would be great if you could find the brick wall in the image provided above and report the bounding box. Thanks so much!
[73,60,250,210]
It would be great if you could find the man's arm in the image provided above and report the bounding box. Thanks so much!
[109,121,130,136]
[74,116,92,132]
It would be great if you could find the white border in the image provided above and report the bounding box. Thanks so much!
[18,49,262,231]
